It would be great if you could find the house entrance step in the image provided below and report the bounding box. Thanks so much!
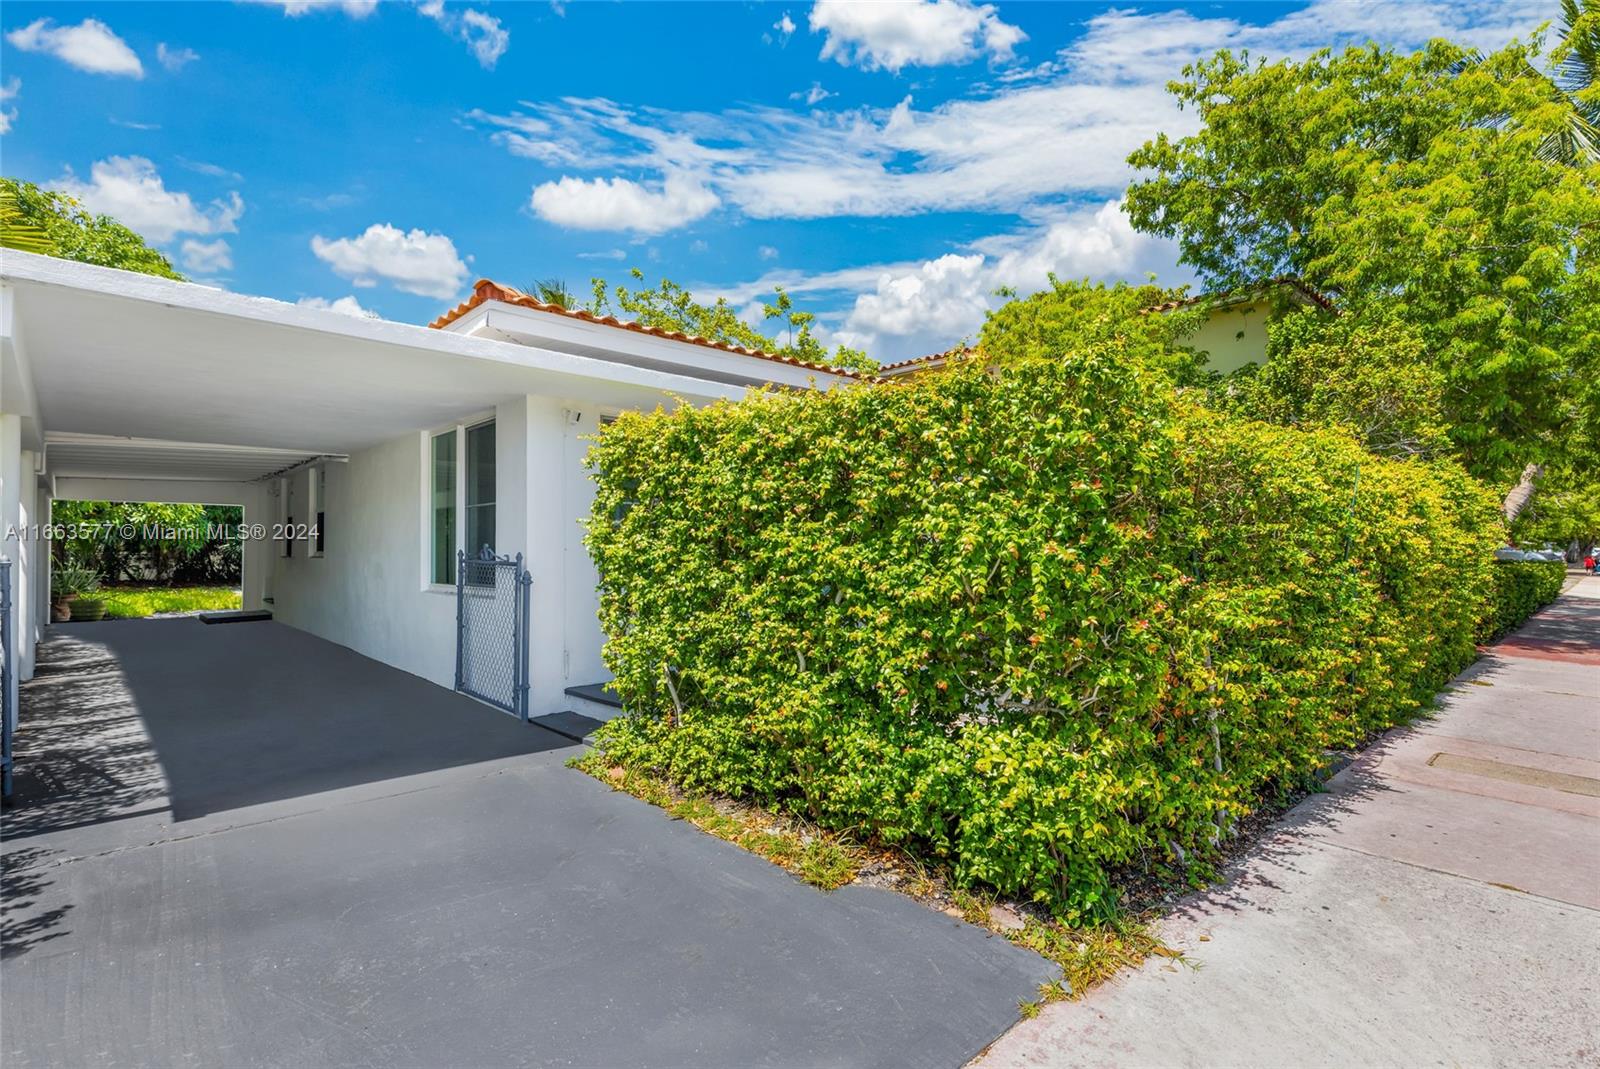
[564,682,622,709]
[530,710,605,744]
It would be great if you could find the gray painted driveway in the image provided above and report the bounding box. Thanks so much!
[2,620,1053,1068]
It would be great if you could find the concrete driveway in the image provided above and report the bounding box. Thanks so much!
[2,620,1052,1068]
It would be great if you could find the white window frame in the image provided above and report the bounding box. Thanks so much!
[421,412,495,592]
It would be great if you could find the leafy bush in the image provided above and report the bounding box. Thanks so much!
[585,350,1545,918]
[1479,561,1566,642]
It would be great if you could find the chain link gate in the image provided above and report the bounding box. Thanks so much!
[455,547,532,720]
[2,559,13,798]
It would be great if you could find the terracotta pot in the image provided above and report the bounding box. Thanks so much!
[52,594,76,622]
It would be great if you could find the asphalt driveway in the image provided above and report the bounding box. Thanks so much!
[2,620,1052,1068]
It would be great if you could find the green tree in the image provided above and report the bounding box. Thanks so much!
[978,277,1209,384]
[1,177,183,279]
[588,269,877,373]
[1125,36,1600,483]
[1218,311,1451,461]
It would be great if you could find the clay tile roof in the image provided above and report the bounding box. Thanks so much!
[430,279,871,380]
[877,345,977,376]
[1142,277,1336,315]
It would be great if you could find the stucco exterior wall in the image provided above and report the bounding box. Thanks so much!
[1185,299,1274,376]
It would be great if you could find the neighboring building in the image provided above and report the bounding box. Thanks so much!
[1143,277,1335,375]
[876,278,1335,380]
[0,258,859,722]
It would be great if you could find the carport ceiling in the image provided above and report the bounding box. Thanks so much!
[46,432,335,482]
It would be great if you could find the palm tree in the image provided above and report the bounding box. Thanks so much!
[525,278,575,310]
[0,186,53,255]
[1540,0,1600,163]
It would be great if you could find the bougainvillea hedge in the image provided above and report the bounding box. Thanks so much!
[584,351,1560,917]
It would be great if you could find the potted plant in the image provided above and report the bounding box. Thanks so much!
[52,564,102,621]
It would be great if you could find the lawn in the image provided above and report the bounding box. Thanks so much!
[99,586,242,619]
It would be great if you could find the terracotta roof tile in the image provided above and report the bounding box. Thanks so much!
[1142,277,1336,315]
[430,280,870,380]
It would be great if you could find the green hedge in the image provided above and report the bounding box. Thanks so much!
[1479,561,1566,642]
[585,352,1546,917]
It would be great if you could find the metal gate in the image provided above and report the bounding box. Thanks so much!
[2,559,13,797]
[455,547,532,720]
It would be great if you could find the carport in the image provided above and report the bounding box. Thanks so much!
[1,616,1054,1067]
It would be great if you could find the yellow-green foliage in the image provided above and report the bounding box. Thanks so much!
[585,349,1547,918]
[1480,561,1566,642]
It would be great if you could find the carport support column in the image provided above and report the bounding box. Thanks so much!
[519,396,569,718]
[0,413,20,722]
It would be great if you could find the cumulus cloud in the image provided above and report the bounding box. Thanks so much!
[51,156,243,244]
[529,172,719,235]
[180,238,233,274]
[310,223,470,299]
[297,294,378,318]
[706,200,1186,361]
[809,0,1025,72]
[156,43,199,72]
[6,18,143,77]
[0,79,18,134]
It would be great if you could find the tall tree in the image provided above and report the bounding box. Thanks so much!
[1,177,183,279]
[1125,36,1600,485]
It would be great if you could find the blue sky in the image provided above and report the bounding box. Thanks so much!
[0,0,1552,360]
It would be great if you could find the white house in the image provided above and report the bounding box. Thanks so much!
[0,254,861,725]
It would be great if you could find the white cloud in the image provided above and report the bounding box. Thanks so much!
[775,12,797,39]
[156,43,199,72]
[258,0,378,17]
[791,82,835,105]
[6,18,143,78]
[297,294,377,318]
[759,245,779,261]
[418,1,509,68]
[530,172,719,234]
[110,117,161,131]
[471,0,1547,240]
[577,248,627,260]
[0,79,19,134]
[809,0,1025,72]
[51,156,243,244]
[180,238,233,274]
[310,223,470,299]
[705,200,1186,361]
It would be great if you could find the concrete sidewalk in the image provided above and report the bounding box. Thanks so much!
[980,575,1600,1069]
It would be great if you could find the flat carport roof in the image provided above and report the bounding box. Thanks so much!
[1,618,1054,1067]
[0,251,750,468]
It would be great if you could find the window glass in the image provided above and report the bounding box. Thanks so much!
[432,430,457,583]
[465,421,495,559]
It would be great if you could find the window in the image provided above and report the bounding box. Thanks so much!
[428,418,495,586]
[431,429,457,584]
[465,421,495,560]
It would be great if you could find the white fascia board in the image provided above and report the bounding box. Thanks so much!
[477,302,854,392]
[0,251,747,406]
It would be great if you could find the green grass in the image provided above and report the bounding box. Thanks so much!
[98,585,241,619]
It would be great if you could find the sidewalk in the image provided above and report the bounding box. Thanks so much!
[980,575,1600,1068]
